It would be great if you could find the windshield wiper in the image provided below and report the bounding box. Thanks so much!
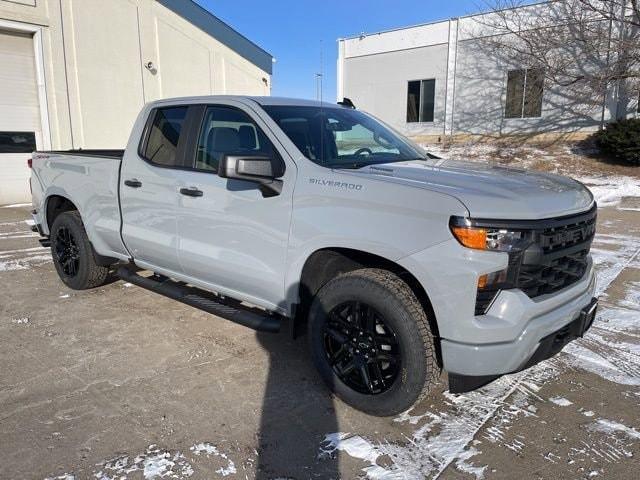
[325,158,426,170]
[324,161,372,170]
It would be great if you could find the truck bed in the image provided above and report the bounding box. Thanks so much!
[37,149,124,159]
[31,149,128,261]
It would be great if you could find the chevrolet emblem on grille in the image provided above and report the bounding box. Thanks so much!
[542,223,595,247]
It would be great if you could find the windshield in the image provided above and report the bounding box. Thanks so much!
[261,105,427,169]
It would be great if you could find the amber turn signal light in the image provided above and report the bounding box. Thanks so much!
[451,226,487,250]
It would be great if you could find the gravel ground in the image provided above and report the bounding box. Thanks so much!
[1,162,639,479]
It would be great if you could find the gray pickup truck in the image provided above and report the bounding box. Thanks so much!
[30,96,598,416]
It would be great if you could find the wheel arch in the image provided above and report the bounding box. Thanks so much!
[44,195,117,267]
[295,247,441,364]
[45,194,79,230]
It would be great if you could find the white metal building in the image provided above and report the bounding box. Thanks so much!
[0,0,272,205]
[338,2,639,141]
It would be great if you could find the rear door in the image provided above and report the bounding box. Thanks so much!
[172,102,295,311]
[120,105,194,274]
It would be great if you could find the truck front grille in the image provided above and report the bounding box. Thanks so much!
[517,249,590,298]
[475,206,596,315]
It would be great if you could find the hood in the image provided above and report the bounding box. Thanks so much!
[353,159,594,219]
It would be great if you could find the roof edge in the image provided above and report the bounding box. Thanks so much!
[339,0,550,42]
[156,0,273,74]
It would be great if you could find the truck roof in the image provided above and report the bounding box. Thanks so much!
[146,95,344,109]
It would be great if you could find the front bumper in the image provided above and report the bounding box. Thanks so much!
[448,296,598,393]
[439,260,596,378]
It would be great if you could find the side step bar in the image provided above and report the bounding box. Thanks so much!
[117,267,281,333]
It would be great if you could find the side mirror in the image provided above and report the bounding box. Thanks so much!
[218,155,283,196]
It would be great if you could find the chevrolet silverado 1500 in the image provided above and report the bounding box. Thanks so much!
[30,96,598,416]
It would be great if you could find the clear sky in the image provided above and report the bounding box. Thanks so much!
[195,0,491,101]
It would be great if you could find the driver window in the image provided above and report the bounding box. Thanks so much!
[334,122,400,158]
[195,106,276,172]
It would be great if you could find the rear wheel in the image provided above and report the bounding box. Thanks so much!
[50,211,109,289]
[308,268,439,416]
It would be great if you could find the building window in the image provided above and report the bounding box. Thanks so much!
[407,79,435,123]
[505,68,544,118]
[0,132,36,153]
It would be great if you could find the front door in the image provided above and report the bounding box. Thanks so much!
[173,103,295,311]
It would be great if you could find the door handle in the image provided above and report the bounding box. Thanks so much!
[124,179,142,188]
[180,187,204,197]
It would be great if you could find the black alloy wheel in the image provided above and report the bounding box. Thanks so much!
[50,211,110,289]
[308,268,440,416]
[323,301,401,395]
[54,225,80,277]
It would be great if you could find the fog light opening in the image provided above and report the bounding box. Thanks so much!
[478,268,508,290]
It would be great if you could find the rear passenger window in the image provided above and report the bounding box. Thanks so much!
[142,107,188,166]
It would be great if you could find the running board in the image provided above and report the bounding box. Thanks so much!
[117,267,281,333]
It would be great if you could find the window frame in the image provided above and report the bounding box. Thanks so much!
[187,104,285,175]
[406,78,436,124]
[504,68,545,119]
[137,102,288,177]
[262,104,428,169]
[137,105,196,170]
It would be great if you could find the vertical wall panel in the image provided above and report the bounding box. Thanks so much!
[155,17,211,98]
[62,0,145,147]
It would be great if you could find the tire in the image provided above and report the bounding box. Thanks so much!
[308,268,440,416]
[50,211,109,290]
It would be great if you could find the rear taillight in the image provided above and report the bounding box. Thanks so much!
[27,158,32,169]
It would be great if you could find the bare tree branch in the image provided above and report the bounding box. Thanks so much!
[474,0,640,120]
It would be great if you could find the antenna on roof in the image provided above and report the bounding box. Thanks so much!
[338,97,356,109]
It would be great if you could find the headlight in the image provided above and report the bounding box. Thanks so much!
[450,217,528,252]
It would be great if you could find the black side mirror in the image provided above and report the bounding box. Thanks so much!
[218,155,283,196]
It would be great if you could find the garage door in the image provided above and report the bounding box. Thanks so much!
[0,30,41,205]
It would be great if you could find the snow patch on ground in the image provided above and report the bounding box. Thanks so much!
[548,396,573,407]
[94,445,194,480]
[0,218,51,271]
[574,176,640,208]
[11,317,30,325]
[0,230,38,240]
[1,203,31,208]
[590,419,640,440]
[321,366,555,479]
[57,442,238,480]
[190,442,237,476]
[0,246,51,271]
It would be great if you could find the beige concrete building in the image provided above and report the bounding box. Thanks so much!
[0,0,272,204]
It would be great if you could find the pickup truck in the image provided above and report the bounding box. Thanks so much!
[30,96,598,416]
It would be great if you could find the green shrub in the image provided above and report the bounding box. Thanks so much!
[594,118,640,165]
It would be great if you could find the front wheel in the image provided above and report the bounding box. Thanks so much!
[50,211,109,290]
[308,268,440,416]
